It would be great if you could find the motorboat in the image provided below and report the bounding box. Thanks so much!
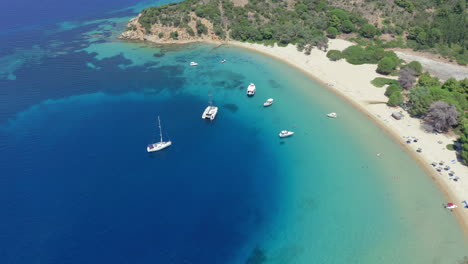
[446,203,457,209]
[202,105,218,121]
[147,116,172,152]
[263,98,274,107]
[247,83,256,96]
[327,112,337,118]
[220,59,226,63]
[279,130,294,138]
[190,61,198,66]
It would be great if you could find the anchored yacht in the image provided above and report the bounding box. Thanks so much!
[247,83,256,96]
[327,112,338,118]
[202,105,218,121]
[279,130,294,138]
[263,98,274,107]
[147,116,172,152]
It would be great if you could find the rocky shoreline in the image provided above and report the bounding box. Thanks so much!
[119,13,223,44]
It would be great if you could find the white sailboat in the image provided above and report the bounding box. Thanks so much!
[147,116,172,152]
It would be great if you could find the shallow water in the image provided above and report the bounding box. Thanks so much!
[0,1,467,263]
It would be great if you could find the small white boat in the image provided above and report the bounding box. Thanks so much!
[263,98,274,107]
[446,203,457,209]
[202,106,218,121]
[279,130,294,138]
[190,61,198,66]
[327,112,337,118]
[147,116,172,152]
[220,59,226,63]
[247,83,256,97]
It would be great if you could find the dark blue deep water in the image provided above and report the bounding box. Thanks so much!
[0,1,280,263]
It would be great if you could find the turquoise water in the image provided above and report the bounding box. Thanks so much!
[1,3,468,263]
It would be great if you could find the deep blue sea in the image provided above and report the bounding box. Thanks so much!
[1,0,468,263]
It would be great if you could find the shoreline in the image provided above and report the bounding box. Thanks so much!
[225,40,468,235]
[120,36,468,235]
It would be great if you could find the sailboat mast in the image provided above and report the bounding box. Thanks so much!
[208,90,212,106]
[158,116,163,143]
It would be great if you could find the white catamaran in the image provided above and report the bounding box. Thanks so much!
[202,90,218,121]
[147,116,172,152]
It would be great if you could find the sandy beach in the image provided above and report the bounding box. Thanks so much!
[226,39,468,233]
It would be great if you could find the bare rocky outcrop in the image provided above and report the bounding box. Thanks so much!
[119,13,224,44]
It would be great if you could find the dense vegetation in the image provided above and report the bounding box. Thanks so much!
[338,0,468,64]
[368,66,468,164]
[135,0,467,63]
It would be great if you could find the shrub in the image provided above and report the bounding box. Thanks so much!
[388,91,404,106]
[442,78,462,92]
[341,20,355,33]
[196,20,208,35]
[326,50,342,61]
[326,27,339,38]
[408,86,434,116]
[424,101,459,132]
[395,0,414,13]
[186,27,195,36]
[446,144,455,151]
[170,31,179,40]
[377,56,398,75]
[418,72,441,87]
[404,61,422,75]
[342,45,397,65]
[399,68,417,90]
[158,32,164,38]
[360,24,377,38]
[371,77,399,87]
[385,84,402,97]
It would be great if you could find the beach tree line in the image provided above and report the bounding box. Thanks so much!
[134,0,466,63]
[371,64,468,163]
[326,47,468,163]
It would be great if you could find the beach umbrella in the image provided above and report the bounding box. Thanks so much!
[447,203,454,206]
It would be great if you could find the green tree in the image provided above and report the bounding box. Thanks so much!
[416,31,428,45]
[186,27,195,37]
[407,26,424,40]
[360,24,377,38]
[388,91,404,106]
[326,27,339,38]
[341,20,355,33]
[404,61,423,75]
[170,31,179,40]
[328,15,341,28]
[326,50,342,61]
[418,73,441,87]
[377,57,398,75]
[408,86,434,116]
[385,84,402,97]
[442,78,462,92]
[196,20,208,36]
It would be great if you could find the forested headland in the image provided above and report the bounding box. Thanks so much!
[127,0,467,64]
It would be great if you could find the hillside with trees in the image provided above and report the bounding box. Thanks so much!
[124,0,467,64]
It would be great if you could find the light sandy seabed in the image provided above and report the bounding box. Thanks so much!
[226,39,468,234]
